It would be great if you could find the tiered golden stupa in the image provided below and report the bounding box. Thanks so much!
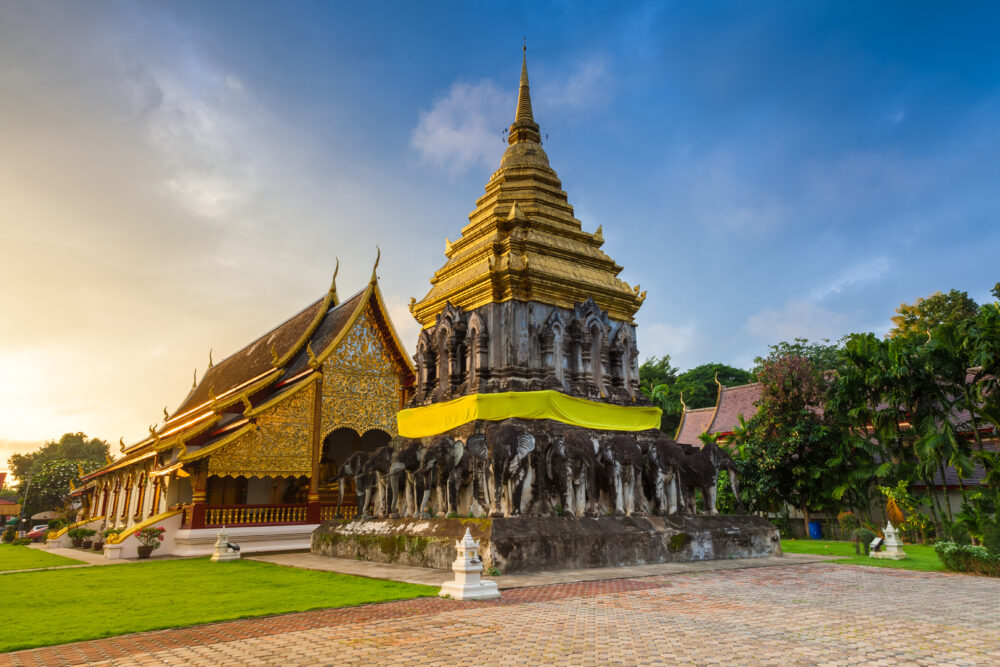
[411,52,646,327]
[399,50,659,438]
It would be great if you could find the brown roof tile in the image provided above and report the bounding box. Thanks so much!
[708,383,762,436]
[173,297,328,416]
[676,407,716,446]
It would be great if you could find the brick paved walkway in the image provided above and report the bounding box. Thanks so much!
[5,563,999,666]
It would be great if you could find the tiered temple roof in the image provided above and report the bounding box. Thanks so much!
[83,266,415,481]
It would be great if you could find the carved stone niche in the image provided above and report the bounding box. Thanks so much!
[409,297,646,408]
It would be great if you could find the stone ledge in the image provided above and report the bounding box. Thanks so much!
[312,515,780,572]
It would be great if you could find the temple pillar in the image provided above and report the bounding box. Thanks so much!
[190,467,208,529]
[308,374,323,523]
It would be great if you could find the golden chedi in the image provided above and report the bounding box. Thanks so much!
[407,51,649,418]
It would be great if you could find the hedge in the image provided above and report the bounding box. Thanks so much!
[934,541,1000,577]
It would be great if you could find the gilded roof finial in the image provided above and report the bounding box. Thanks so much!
[241,394,253,414]
[163,406,169,422]
[371,246,381,282]
[192,368,198,389]
[307,341,319,369]
[329,258,340,305]
[270,344,280,367]
[508,43,540,145]
[120,436,126,453]
[207,348,213,369]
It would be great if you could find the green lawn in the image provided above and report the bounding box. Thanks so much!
[781,539,946,572]
[0,544,84,572]
[1,558,437,653]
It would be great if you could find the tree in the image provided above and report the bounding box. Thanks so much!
[888,289,979,340]
[638,355,677,397]
[731,352,852,535]
[641,359,751,436]
[7,433,109,488]
[20,458,103,519]
[751,338,843,377]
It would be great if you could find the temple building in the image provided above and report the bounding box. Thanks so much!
[50,263,415,557]
[402,51,658,439]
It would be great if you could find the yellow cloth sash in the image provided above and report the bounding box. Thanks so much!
[397,390,662,438]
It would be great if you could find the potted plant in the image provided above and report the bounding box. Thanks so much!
[79,528,97,549]
[135,526,166,559]
[67,527,87,548]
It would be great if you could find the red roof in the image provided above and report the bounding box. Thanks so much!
[707,383,762,436]
[676,407,715,446]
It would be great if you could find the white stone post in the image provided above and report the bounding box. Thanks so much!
[439,528,500,600]
[210,526,240,562]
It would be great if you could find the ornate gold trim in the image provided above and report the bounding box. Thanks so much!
[179,423,256,463]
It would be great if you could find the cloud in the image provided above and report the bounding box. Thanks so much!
[809,257,891,302]
[638,321,697,361]
[744,299,851,342]
[410,79,508,174]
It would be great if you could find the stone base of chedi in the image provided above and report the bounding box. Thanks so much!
[312,515,780,573]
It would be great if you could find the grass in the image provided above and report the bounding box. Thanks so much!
[1,557,437,653]
[781,539,946,572]
[0,544,85,572]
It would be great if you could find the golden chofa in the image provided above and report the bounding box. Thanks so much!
[410,51,646,331]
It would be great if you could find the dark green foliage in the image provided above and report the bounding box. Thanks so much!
[20,459,103,518]
[641,358,751,435]
[853,528,876,555]
[934,541,1000,576]
[2,526,15,543]
[47,518,65,531]
[7,433,109,487]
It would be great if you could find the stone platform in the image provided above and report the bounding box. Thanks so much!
[311,515,780,573]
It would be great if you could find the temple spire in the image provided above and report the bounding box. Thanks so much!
[508,44,541,145]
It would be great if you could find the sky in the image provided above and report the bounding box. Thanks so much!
[2,1,998,472]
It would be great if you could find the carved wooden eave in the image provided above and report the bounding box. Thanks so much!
[179,421,255,463]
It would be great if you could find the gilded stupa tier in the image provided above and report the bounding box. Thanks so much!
[410,53,646,329]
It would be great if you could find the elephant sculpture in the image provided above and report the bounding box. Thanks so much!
[466,424,536,517]
[674,439,743,515]
[387,439,425,517]
[644,438,685,515]
[417,436,475,517]
[332,450,371,518]
[361,445,394,517]
[545,429,598,517]
[597,435,647,516]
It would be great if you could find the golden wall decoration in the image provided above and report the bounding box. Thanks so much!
[322,306,401,437]
[208,383,315,478]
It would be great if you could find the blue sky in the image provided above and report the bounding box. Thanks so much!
[1,1,998,455]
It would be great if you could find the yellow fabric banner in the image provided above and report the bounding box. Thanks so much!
[397,390,662,438]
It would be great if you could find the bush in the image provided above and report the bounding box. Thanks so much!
[837,510,859,535]
[136,526,165,549]
[934,541,1000,577]
[852,528,876,555]
[13,538,32,546]
[47,518,66,531]
[2,526,15,543]
[67,528,97,540]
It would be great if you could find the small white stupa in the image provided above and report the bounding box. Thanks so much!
[210,526,240,562]
[439,528,500,601]
[870,521,907,560]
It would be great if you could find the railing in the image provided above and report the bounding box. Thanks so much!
[204,504,309,526]
[320,504,357,521]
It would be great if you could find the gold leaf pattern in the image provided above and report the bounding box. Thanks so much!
[321,306,401,437]
[208,383,314,478]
